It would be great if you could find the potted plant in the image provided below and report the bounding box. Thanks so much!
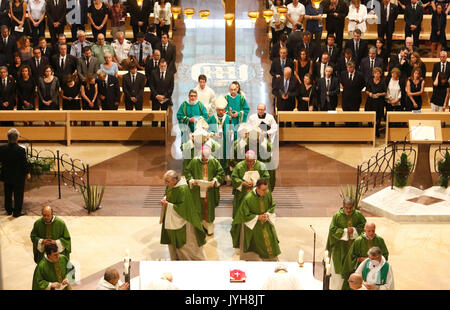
[393,153,412,188]
[80,185,105,213]
[437,151,450,188]
[27,157,55,188]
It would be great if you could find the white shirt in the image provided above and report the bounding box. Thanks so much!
[111,39,132,63]
[320,63,326,78]
[348,4,368,33]
[270,5,286,30]
[27,0,46,21]
[154,2,172,25]
[248,112,278,143]
[194,84,216,117]
[387,78,401,102]
[287,2,305,29]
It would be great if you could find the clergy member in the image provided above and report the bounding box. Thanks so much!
[325,197,366,290]
[208,96,232,175]
[248,104,278,145]
[348,273,367,290]
[144,272,178,290]
[160,170,207,260]
[185,146,225,236]
[194,74,216,117]
[231,150,270,218]
[355,246,394,290]
[32,243,75,290]
[30,206,71,263]
[176,89,209,143]
[342,222,389,289]
[262,263,301,290]
[225,82,250,140]
[181,128,220,173]
[231,179,281,261]
[96,268,129,290]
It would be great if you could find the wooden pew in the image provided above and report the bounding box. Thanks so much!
[277,111,376,146]
[0,110,167,146]
[385,112,450,143]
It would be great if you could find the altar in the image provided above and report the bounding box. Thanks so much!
[131,261,322,290]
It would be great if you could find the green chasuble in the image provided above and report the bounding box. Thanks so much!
[176,101,208,140]
[208,113,233,170]
[181,138,220,174]
[160,178,206,249]
[184,156,225,223]
[231,137,275,191]
[231,160,270,218]
[325,208,366,276]
[230,189,281,259]
[30,216,71,263]
[224,94,250,130]
[341,233,389,289]
[32,254,75,290]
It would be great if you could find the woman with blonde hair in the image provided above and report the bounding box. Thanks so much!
[80,73,99,126]
[17,36,32,62]
[365,67,387,137]
[100,52,119,78]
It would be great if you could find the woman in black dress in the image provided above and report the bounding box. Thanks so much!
[296,73,317,127]
[430,3,447,57]
[16,64,36,126]
[38,65,60,125]
[431,72,449,112]
[88,0,109,41]
[80,73,98,126]
[375,38,387,72]
[365,67,387,137]
[294,49,313,85]
[406,67,424,111]
[407,52,427,80]
[8,52,22,81]
[9,0,29,38]
[61,74,81,125]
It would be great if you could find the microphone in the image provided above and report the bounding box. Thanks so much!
[403,122,421,143]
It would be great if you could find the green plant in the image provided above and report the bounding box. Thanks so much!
[80,185,105,213]
[340,184,364,210]
[393,153,412,188]
[27,157,55,187]
[437,151,450,188]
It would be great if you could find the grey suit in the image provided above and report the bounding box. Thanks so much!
[77,56,100,81]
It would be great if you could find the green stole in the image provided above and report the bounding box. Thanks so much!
[361,260,390,285]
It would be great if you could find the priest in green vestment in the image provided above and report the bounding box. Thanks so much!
[181,128,220,173]
[231,150,270,218]
[160,170,207,260]
[355,246,394,290]
[177,90,209,143]
[341,222,389,289]
[325,197,366,290]
[230,179,281,261]
[184,146,225,236]
[225,82,250,139]
[30,206,71,264]
[208,96,233,174]
[32,243,75,290]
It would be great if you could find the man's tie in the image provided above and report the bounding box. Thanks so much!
[132,74,135,84]
[160,71,164,80]
[349,73,353,81]
[139,43,143,64]
[86,57,89,68]
[328,47,332,55]
[326,78,330,101]
[60,57,64,70]
[36,58,39,69]
[164,44,167,53]
[154,60,156,68]
[442,63,446,73]
[284,79,288,93]
[370,59,374,70]
[2,79,6,89]
[281,59,285,70]
[356,41,359,53]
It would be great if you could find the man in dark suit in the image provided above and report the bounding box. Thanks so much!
[404,0,423,48]
[149,59,174,127]
[270,47,294,85]
[432,50,450,81]
[145,48,160,87]
[0,26,17,66]
[156,33,176,73]
[388,46,410,80]
[270,33,288,61]
[27,46,49,83]
[97,69,121,126]
[52,33,71,57]
[122,62,147,127]
[317,66,340,126]
[51,44,78,82]
[39,37,53,59]
[46,0,67,46]
[336,48,354,77]
[340,61,365,113]
[0,128,30,217]
[323,0,349,50]
[344,29,368,68]
[0,66,16,124]
[0,0,10,28]
[77,46,100,81]
[129,0,153,40]
[286,23,303,60]
[378,0,398,56]
[144,24,161,51]
[272,67,300,127]
[314,52,335,81]
[321,34,339,64]
[360,47,384,84]
[298,31,320,62]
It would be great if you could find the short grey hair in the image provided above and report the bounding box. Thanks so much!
[116,31,124,38]
[103,268,119,283]
[163,170,179,181]
[7,128,19,143]
[104,52,113,59]
[325,65,334,72]
[97,69,107,77]
[77,30,86,37]
[0,66,8,72]
[368,246,382,257]
[0,25,9,32]
[343,197,354,205]
[369,47,376,53]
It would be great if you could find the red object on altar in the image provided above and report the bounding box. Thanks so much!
[229,269,246,283]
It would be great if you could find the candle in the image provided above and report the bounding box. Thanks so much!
[324,250,329,261]
[124,261,129,275]
[326,263,331,276]
[125,249,130,263]
[325,257,330,265]
[298,249,304,264]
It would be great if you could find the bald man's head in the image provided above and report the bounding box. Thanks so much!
[42,206,53,223]
[364,222,376,239]
[348,273,363,290]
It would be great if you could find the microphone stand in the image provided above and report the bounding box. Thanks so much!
[310,225,316,277]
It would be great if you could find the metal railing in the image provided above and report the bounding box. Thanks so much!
[433,145,450,173]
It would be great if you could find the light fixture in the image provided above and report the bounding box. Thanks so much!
[171,6,181,20]
[248,11,259,23]
[184,8,195,19]
[277,6,288,22]
[199,10,210,19]
[137,0,142,7]
[262,10,273,24]
[224,13,234,27]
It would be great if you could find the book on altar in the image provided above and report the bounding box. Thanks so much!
[196,179,215,198]
[412,125,435,141]
[230,269,246,283]
[243,171,260,187]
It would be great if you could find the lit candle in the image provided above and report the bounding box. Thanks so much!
[325,257,330,265]
[323,250,329,261]
[125,249,130,262]
[298,249,304,264]
[326,263,331,276]
[124,261,129,275]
